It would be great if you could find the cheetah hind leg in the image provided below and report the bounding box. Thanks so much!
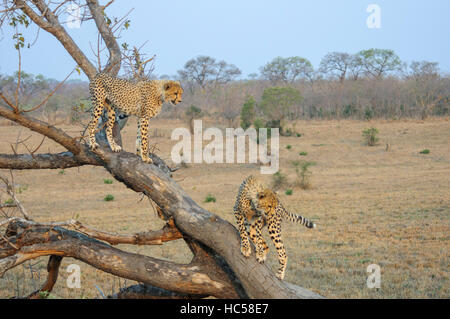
[104,102,122,152]
[250,218,268,263]
[268,218,287,280]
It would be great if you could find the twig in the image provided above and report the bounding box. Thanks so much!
[23,69,75,113]
[14,38,21,111]
[0,174,30,220]
[102,0,115,10]
[30,136,46,155]
[0,93,17,111]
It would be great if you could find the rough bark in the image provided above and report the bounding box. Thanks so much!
[27,255,63,299]
[0,0,324,299]
[0,220,243,298]
[0,107,324,298]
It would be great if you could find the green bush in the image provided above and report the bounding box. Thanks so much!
[259,86,303,134]
[419,149,430,154]
[253,118,271,143]
[362,127,379,146]
[285,189,293,196]
[240,96,256,130]
[204,194,216,203]
[271,171,288,190]
[342,104,358,118]
[292,160,316,189]
[286,145,292,150]
[104,194,114,201]
[299,151,308,156]
[364,107,374,121]
[103,179,113,184]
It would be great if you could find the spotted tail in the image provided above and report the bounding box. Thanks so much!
[279,203,316,229]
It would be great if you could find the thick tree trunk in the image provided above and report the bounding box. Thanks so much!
[0,0,324,299]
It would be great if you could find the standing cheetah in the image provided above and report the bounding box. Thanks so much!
[234,175,316,280]
[88,73,183,163]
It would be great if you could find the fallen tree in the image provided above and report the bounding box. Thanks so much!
[0,0,324,299]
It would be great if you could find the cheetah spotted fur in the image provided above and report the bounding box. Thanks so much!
[234,175,316,280]
[88,73,183,163]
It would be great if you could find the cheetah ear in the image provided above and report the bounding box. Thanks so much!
[164,82,171,91]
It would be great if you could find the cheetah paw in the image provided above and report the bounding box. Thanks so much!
[90,142,100,150]
[240,245,251,258]
[110,144,122,152]
[142,157,153,164]
[276,271,285,280]
[256,253,267,263]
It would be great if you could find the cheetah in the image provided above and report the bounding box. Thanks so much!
[234,175,316,280]
[88,73,183,163]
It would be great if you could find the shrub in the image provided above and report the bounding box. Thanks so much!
[299,151,308,156]
[286,145,292,150]
[103,179,113,184]
[285,189,293,196]
[240,96,256,130]
[186,105,202,134]
[362,127,379,146]
[271,171,288,190]
[259,86,303,134]
[419,149,430,154]
[293,160,316,189]
[342,104,358,118]
[296,133,302,137]
[104,194,114,201]
[204,194,216,203]
[253,118,271,144]
[282,127,294,137]
[364,107,374,121]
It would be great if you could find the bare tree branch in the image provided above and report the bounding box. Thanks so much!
[0,104,81,155]
[15,0,97,79]
[0,220,242,298]
[27,255,62,299]
[69,217,183,245]
[0,151,95,170]
[86,0,121,75]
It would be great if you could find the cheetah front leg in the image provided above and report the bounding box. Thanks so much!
[249,217,269,263]
[234,208,251,257]
[268,217,288,280]
[139,117,153,163]
[136,117,142,156]
[87,91,104,150]
[104,102,122,152]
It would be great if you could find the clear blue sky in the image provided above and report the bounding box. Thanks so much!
[1,0,450,81]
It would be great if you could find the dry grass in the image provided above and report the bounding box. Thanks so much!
[0,117,449,298]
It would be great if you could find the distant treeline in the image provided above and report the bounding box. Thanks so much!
[1,49,449,125]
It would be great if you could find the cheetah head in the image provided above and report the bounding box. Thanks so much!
[163,81,183,105]
[255,189,278,215]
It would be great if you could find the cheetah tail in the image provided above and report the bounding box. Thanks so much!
[279,203,316,229]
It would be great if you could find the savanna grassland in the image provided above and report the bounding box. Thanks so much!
[0,117,448,298]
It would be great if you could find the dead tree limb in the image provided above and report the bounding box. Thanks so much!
[0,0,324,299]
[0,220,243,298]
[27,255,63,299]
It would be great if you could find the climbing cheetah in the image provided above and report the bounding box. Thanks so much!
[88,73,183,163]
[234,175,316,280]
